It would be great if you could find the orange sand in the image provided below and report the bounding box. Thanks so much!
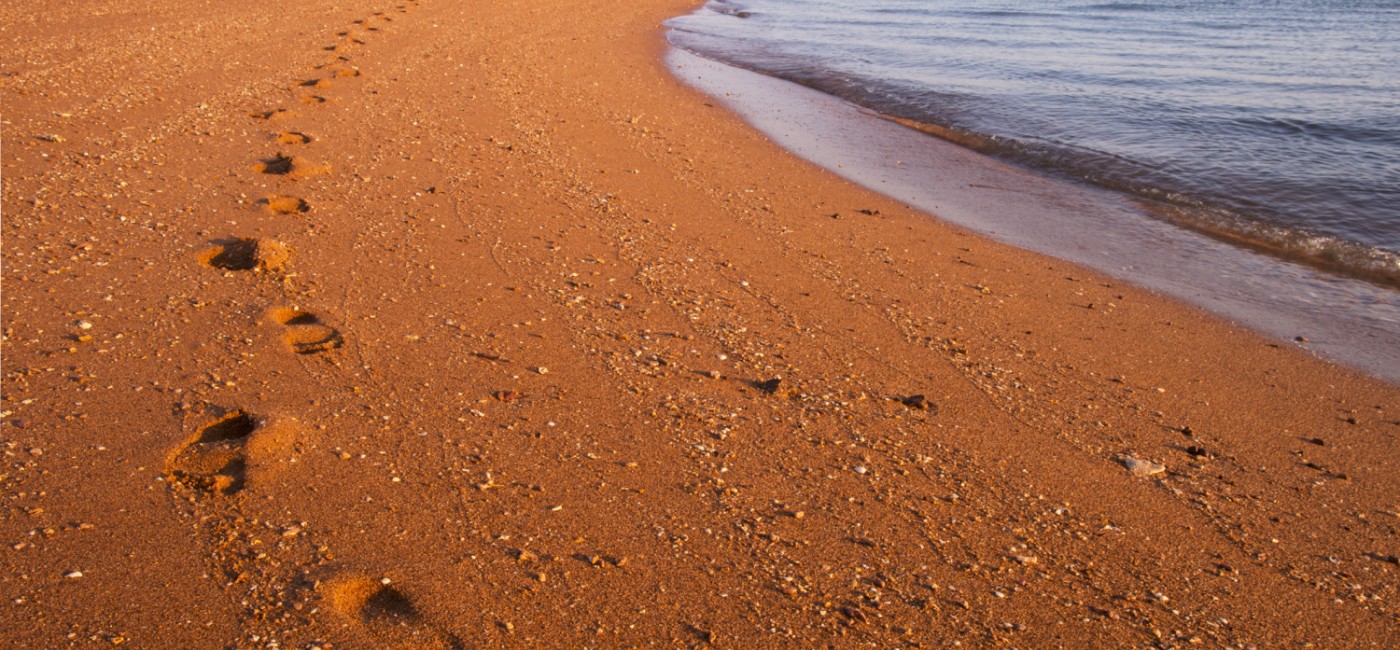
[2,0,1397,647]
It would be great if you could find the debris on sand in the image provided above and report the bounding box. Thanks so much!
[1118,456,1165,477]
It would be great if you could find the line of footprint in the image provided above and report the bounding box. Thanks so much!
[170,3,461,648]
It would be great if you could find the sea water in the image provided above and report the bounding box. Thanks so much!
[668,0,1400,286]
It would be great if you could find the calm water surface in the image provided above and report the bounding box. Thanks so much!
[667,0,1400,286]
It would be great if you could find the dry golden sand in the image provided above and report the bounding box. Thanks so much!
[2,0,1398,647]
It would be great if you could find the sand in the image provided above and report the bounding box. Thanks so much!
[2,0,1397,647]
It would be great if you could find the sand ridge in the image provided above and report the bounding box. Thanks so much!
[1,0,1398,647]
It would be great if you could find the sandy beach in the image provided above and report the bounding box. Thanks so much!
[2,0,1398,647]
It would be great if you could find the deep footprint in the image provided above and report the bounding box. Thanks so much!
[166,409,299,496]
[250,108,293,121]
[262,194,310,214]
[269,307,343,355]
[323,575,460,649]
[198,238,291,272]
[166,410,256,494]
[254,154,330,179]
[276,131,312,145]
[314,61,363,77]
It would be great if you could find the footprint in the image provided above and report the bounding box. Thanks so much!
[253,154,330,179]
[198,237,291,272]
[262,194,310,214]
[321,575,460,649]
[250,108,293,121]
[165,409,299,495]
[276,131,312,145]
[269,307,343,355]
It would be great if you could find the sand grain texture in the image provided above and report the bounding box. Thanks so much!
[2,0,1398,647]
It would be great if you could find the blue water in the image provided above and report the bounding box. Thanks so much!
[667,0,1400,286]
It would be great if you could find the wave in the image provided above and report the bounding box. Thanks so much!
[882,114,1400,288]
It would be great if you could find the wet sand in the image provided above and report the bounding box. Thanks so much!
[667,49,1400,385]
[2,0,1398,647]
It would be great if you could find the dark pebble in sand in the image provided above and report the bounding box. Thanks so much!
[900,395,934,411]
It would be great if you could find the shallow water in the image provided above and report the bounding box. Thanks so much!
[667,0,1400,286]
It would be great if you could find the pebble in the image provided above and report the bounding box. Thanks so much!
[900,395,933,411]
[64,571,83,579]
[853,466,868,475]
[1119,456,1165,477]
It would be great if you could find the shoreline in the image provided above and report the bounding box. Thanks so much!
[665,46,1400,386]
[3,0,1399,646]
[665,1,1400,293]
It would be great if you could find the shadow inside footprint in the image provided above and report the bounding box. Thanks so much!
[166,410,257,494]
[254,154,330,179]
[257,154,295,175]
[277,131,312,145]
[166,410,300,496]
[199,238,258,270]
[250,108,292,121]
[365,585,418,620]
[325,576,420,624]
[323,576,460,649]
[269,307,343,355]
[199,238,291,272]
[262,194,310,214]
